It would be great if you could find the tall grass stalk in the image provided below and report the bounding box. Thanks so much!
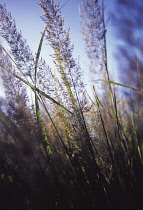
[0,1,143,210]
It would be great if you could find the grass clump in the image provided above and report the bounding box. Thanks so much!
[0,1,143,210]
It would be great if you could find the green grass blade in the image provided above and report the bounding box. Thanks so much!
[35,94,52,155]
[54,49,78,112]
[96,79,140,91]
[87,88,114,119]
[0,44,28,82]
[34,27,52,154]
[130,111,143,163]
[0,64,74,115]
[34,27,46,85]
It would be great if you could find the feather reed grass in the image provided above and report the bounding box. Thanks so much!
[0,1,143,210]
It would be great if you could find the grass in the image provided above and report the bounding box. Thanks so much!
[0,1,143,210]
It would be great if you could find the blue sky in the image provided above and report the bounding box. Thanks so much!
[0,1,89,94]
[0,0,116,97]
[0,0,86,63]
[0,0,142,100]
[0,0,95,98]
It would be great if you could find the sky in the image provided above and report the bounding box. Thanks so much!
[0,0,87,64]
[0,0,116,98]
[0,0,89,96]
